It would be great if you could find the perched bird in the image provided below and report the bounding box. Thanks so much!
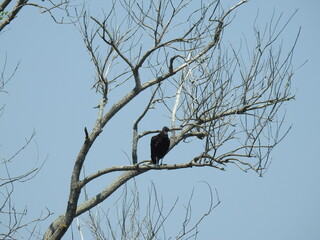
[150,126,170,166]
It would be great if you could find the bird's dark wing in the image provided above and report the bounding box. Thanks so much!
[150,135,158,164]
[151,135,157,151]
[164,137,170,153]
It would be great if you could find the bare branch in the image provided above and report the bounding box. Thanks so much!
[0,0,28,32]
[132,83,162,164]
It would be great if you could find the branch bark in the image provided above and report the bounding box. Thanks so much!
[0,0,28,32]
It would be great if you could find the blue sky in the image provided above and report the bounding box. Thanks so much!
[1,0,319,239]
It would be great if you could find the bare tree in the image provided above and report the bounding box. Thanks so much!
[41,0,299,239]
[0,61,51,239]
[74,181,219,240]
[0,133,52,239]
[0,1,67,238]
[0,0,72,32]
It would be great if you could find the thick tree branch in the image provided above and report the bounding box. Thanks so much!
[0,0,28,32]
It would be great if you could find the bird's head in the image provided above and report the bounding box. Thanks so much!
[162,126,170,135]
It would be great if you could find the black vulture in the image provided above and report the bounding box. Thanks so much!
[150,126,170,166]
